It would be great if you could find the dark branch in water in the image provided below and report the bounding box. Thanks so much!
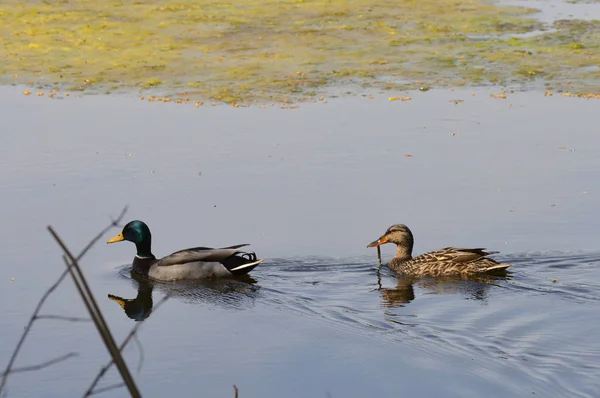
[87,382,126,396]
[234,385,239,398]
[0,208,128,395]
[1,206,185,398]
[0,353,77,377]
[36,314,92,322]
[52,232,140,398]
[85,293,170,397]
[0,266,71,392]
[76,206,129,261]
[133,334,144,373]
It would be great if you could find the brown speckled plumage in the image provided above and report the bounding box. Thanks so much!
[367,224,512,276]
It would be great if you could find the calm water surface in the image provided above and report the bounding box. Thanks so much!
[503,0,600,24]
[1,87,599,397]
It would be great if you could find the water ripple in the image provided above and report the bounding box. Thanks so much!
[254,252,600,396]
[111,251,600,396]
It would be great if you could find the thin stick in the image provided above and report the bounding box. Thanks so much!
[0,268,73,392]
[132,335,144,373]
[51,235,140,398]
[0,353,77,377]
[0,208,128,395]
[377,245,382,265]
[35,315,91,322]
[87,382,125,396]
[76,206,128,261]
[84,294,170,397]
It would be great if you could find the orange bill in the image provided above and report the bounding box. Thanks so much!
[367,235,388,248]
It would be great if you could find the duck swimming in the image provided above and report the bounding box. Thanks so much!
[367,224,512,276]
[107,220,263,281]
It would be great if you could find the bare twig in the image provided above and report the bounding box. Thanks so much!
[0,207,127,394]
[119,295,170,351]
[234,385,239,398]
[53,235,140,398]
[85,294,170,397]
[132,335,144,373]
[0,268,71,392]
[1,207,182,398]
[0,353,77,377]
[87,382,125,396]
[35,315,91,322]
[0,207,128,395]
[76,207,128,261]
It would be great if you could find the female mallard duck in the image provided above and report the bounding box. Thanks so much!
[107,220,263,281]
[367,224,512,276]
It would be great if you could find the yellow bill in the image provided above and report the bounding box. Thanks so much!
[107,232,124,244]
[108,294,127,309]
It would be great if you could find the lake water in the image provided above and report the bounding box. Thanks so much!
[1,87,599,397]
[504,0,600,24]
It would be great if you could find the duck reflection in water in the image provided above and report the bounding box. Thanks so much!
[377,267,512,309]
[108,275,155,322]
[108,270,260,322]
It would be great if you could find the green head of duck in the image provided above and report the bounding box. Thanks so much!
[107,220,153,258]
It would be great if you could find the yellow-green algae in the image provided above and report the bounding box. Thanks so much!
[0,0,599,104]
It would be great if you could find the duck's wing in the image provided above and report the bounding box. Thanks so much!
[411,247,510,274]
[433,247,499,263]
[155,244,252,267]
[171,244,250,253]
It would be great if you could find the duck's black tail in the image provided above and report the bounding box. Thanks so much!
[221,251,264,276]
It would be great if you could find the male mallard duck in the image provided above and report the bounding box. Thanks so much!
[107,220,263,281]
[367,224,512,276]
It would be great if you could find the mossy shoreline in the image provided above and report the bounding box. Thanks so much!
[1,0,599,104]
